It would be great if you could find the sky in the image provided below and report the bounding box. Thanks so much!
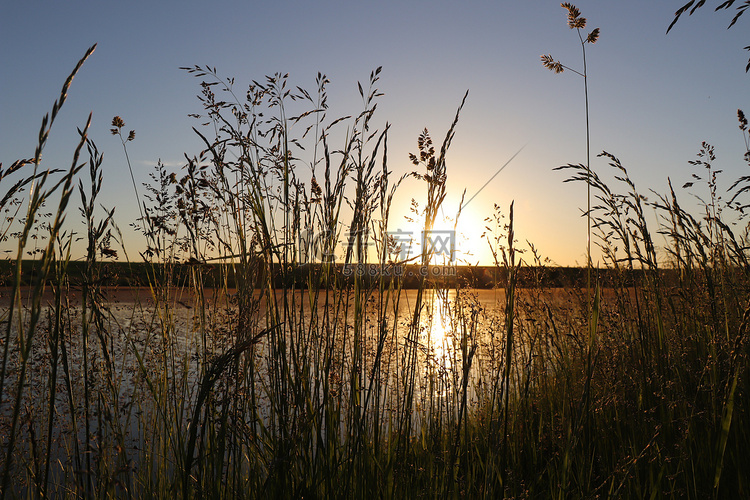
[1,1,748,267]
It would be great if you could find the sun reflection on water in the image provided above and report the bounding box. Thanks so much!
[421,289,455,371]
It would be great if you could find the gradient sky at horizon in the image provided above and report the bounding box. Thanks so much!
[1,1,748,266]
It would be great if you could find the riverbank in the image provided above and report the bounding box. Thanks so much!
[0,260,682,290]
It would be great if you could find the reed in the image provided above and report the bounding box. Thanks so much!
[1,45,749,499]
[542,3,600,307]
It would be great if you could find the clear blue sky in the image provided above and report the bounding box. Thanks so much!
[1,1,748,266]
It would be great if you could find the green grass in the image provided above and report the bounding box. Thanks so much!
[0,46,749,499]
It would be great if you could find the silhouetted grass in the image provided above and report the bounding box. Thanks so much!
[1,45,749,500]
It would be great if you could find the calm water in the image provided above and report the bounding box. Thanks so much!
[0,285,581,491]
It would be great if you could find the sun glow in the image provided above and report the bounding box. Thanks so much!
[388,204,491,266]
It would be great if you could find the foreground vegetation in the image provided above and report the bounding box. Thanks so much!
[1,43,749,499]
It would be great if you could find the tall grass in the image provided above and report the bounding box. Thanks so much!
[1,46,749,499]
[542,3,600,301]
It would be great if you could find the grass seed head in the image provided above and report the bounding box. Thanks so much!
[111,115,125,130]
[586,28,600,44]
[541,54,565,73]
[562,3,586,29]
